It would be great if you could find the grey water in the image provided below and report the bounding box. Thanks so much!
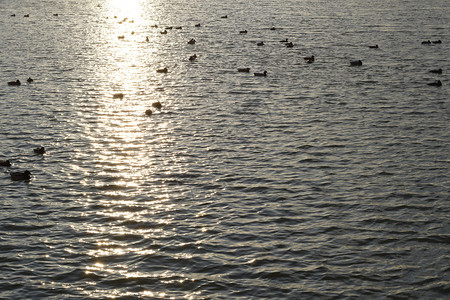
[0,0,449,298]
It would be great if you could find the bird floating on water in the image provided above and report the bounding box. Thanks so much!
[145,109,153,116]
[304,55,315,62]
[254,71,267,77]
[369,45,378,48]
[238,68,250,73]
[10,170,31,181]
[239,30,247,34]
[113,93,124,99]
[34,147,46,154]
[0,160,11,167]
[257,42,264,46]
[286,42,294,48]
[350,60,363,66]
[422,40,431,44]
[432,40,442,44]
[427,80,442,87]
[189,54,197,61]
[157,67,168,73]
[188,38,196,45]
[429,68,442,74]
[27,77,34,83]
[152,101,162,109]
[221,15,228,19]
[160,30,167,34]
[195,23,201,27]
[8,80,21,86]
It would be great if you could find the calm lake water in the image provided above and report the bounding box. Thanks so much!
[0,0,449,298]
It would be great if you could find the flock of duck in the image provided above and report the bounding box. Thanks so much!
[1,147,45,181]
[3,13,445,181]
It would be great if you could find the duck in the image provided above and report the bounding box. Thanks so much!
[427,80,442,87]
[151,24,158,28]
[160,30,167,34]
[239,30,247,34]
[145,109,153,116]
[238,68,250,73]
[429,68,442,74]
[286,42,294,48]
[305,58,314,64]
[8,80,21,86]
[257,42,264,46]
[165,26,173,30]
[432,40,442,44]
[27,77,34,83]
[113,93,124,99]
[117,35,125,39]
[188,38,196,45]
[189,54,197,61]
[131,31,135,35]
[175,26,182,30]
[24,14,29,17]
[304,55,315,62]
[34,146,46,154]
[0,160,11,167]
[270,27,276,30]
[221,15,228,19]
[350,60,363,66]
[422,40,431,44]
[53,13,59,16]
[157,67,168,73]
[369,45,378,48]
[146,36,150,42]
[152,101,162,109]
[195,23,201,27]
[254,71,267,77]
[10,170,31,181]
[10,14,15,17]
[280,38,288,43]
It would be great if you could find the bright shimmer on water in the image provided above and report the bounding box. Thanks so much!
[0,0,449,298]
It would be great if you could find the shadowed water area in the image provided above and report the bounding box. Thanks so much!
[0,0,449,298]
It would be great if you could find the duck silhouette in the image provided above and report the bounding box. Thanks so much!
[254,71,267,77]
[350,60,363,66]
[304,55,315,62]
[422,40,431,44]
[369,45,378,48]
[286,42,294,48]
[113,93,124,99]
[157,67,168,73]
[152,101,162,109]
[189,54,197,61]
[27,77,33,83]
[145,109,153,116]
[427,80,442,87]
[188,38,196,45]
[429,69,442,74]
[0,160,11,167]
[238,68,250,73]
[8,80,21,86]
[257,42,264,46]
[432,40,442,44]
[34,147,46,154]
[10,170,31,181]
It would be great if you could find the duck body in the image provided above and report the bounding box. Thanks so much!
[257,42,264,46]
[429,68,442,74]
[254,71,267,77]
[350,60,363,66]
[145,109,153,116]
[8,80,21,86]
[188,38,196,45]
[27,77,34,83]
[286,42,294,48]
[157,67,168,73]
[369,45,378,48]
[10,170,31,181]
[432,40,442,44]
[0,160,11,167]
[427,80,442,87]
[189,54,197,61]
[238,68,250,73]
[304,55,315,62]
[239,30,248,34]
[113,93,124,99]
[422,40,431,44]
[152,101,162,109]
[34,147,46,154]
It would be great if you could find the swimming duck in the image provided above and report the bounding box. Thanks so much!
[151,24,158,28]
[131,31,135,35]
[34,146,46,154]
[221,15,228,19]
[146,36,150,42]
[8,80,21,86]
[195,23,201,27]
[189,54,197,61]
[0,160,11,167]
[24,14,29,17]
[165,26,173,30]
[175,26,182,30]
[117,35,125,39]
[53,13,59,16]
[152,101,162,109]
[160,30,167,34]
[10,14,15,17]
[270,27,276,30]
[145,109,153,116]
[427,80,442,87]
[429,69,442,74]
[304,55,315,62]
[10,170,31,181]
[238,68,250,73]
[157,67,168,73]
[280,38,288,43]
[254,71,267,77]
[422,40,431,44]
[257,42,264,46]
[350,60,363,66]
[432,40,442,44]
[286,42,294,48]
[369,45,378,48]
[239,30,247,34]
[113,93,124,99]
[306,58,314,64]
[27,77,33,83]
[188,38,196,45]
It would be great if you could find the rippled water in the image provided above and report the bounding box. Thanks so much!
[0,0,449,298]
